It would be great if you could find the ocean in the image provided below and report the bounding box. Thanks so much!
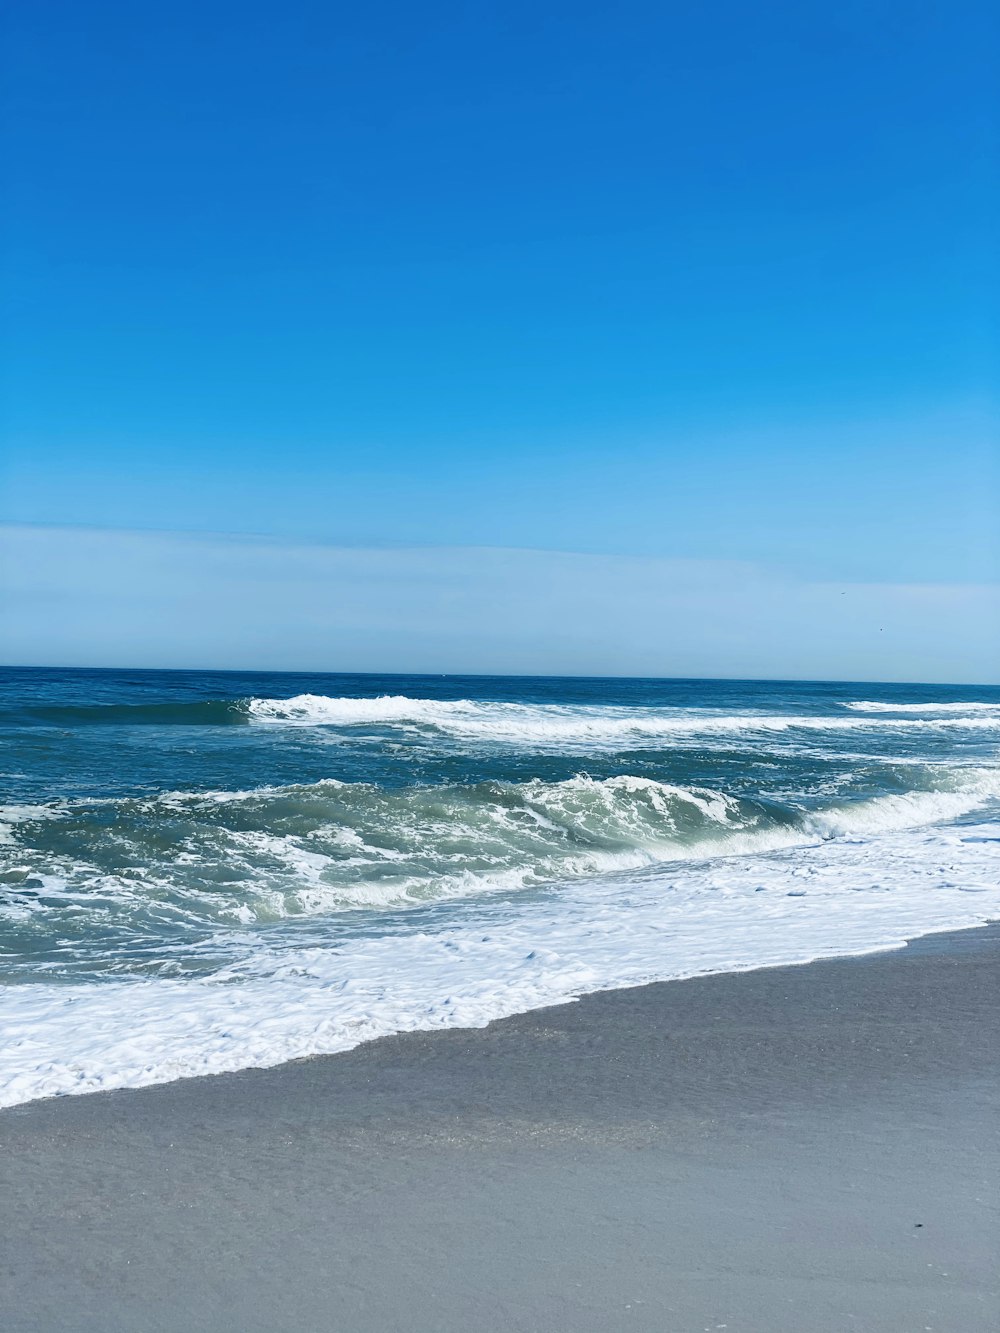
[2,666,999,1108]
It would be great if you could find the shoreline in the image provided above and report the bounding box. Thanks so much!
[6,811,999,1111]
[3,922,998,1331]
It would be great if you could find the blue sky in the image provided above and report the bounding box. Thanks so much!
[2,1,998,677]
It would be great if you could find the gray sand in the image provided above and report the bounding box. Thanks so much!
[2,926,998,1332]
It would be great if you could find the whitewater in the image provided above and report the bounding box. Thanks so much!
[2,668,998,1108]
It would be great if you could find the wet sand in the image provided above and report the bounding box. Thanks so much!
[2,925,998,1332]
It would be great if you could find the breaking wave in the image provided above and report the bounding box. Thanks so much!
[14,693,1000,744]
[3,768,998,966]
[245,693,1000,744]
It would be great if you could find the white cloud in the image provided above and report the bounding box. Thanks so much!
[2,523,998,682]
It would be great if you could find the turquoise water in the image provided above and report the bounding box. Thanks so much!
[2,668,999,1105]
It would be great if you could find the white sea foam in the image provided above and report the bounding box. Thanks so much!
[246,693,1000,747]
[0,804,62,846]
[2,819,998,1110]
[844,700,1000,713]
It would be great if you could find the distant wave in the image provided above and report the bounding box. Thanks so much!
[844,700,1000,714]
[247,693,1000,742]
[14,692,1000,738]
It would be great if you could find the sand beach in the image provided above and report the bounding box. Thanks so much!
[3,924,997,1332]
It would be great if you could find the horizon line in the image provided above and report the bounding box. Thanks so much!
[2,662,998,691]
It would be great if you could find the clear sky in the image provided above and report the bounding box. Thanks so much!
[2,2,998,679]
